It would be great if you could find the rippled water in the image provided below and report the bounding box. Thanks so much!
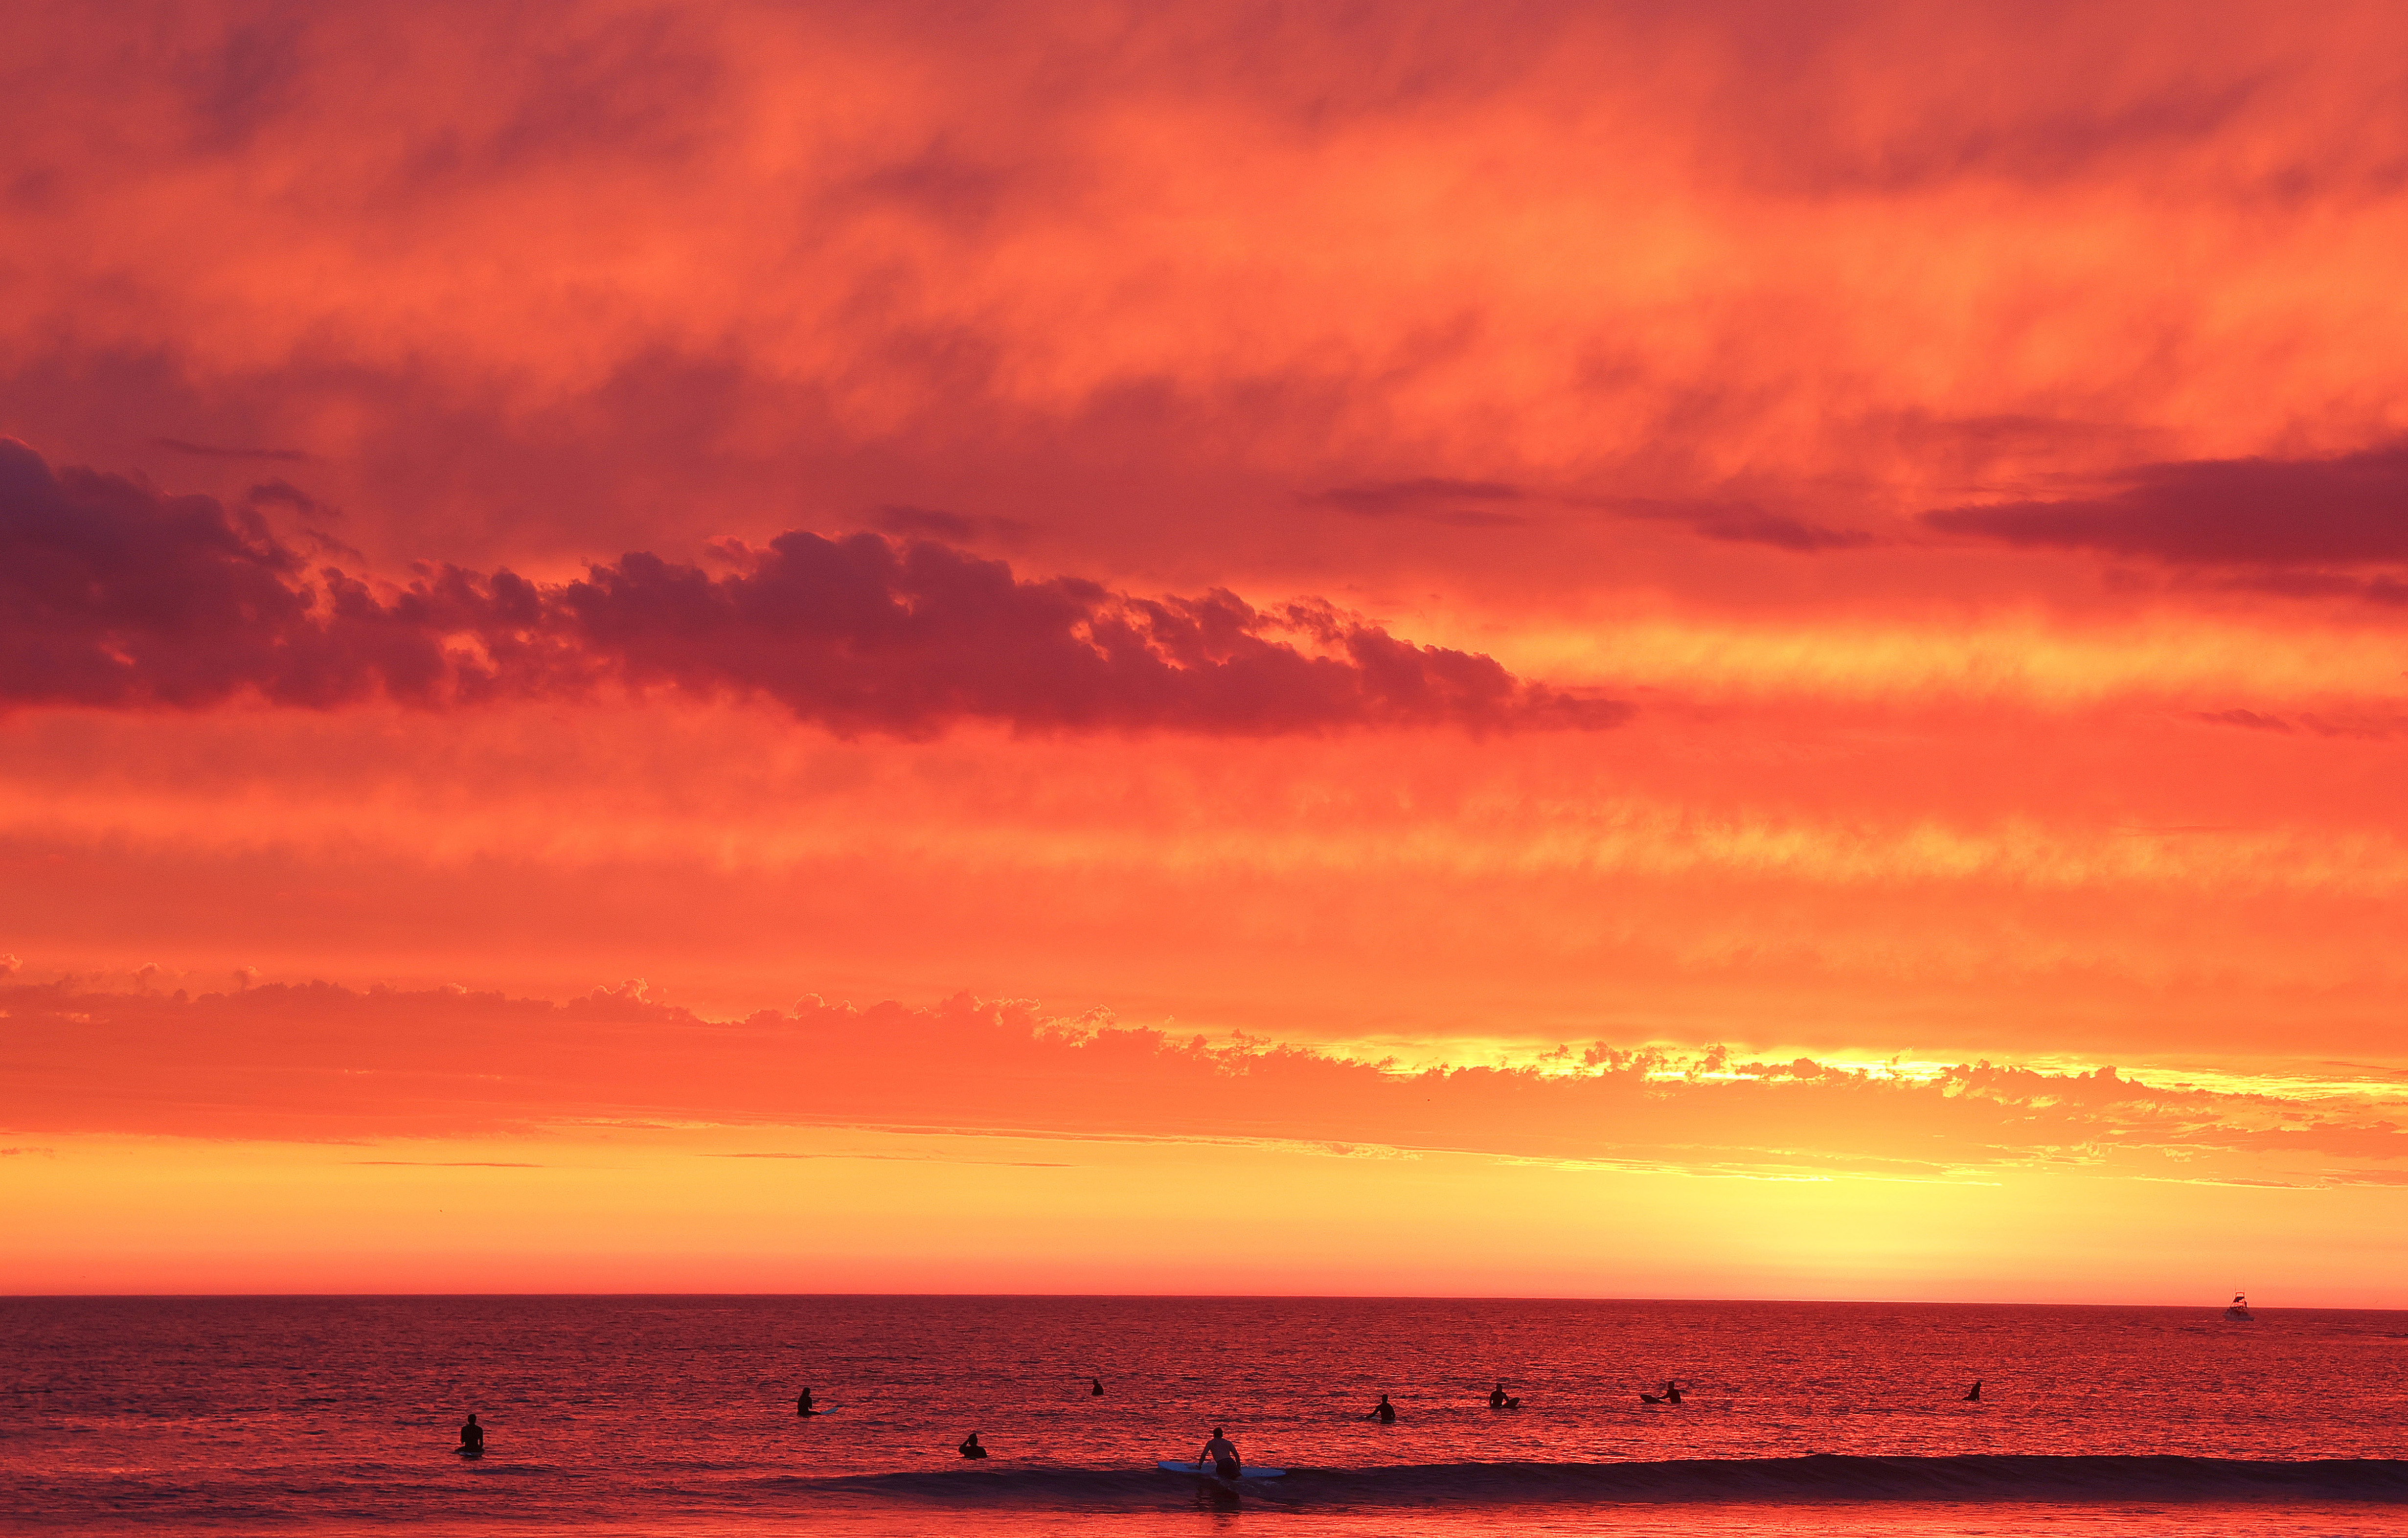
[4,1296,2404,1534]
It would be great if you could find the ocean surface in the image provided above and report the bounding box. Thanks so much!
[3,1296,2405,1536]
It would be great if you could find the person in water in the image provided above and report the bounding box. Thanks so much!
[958,1432,988,1459]
[796,1387,817,1416]
[1965,1380,1982,1402]
[1489,1381,1522,1409]
[1664,1380,1684,1405]
[1198,1426,1242,1478]
[1366,1394,1396,1423]
[458,1414,484,1456]
[1090,1377,1104,1397]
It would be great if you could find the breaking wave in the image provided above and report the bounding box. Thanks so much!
[770,1454,2408,1507]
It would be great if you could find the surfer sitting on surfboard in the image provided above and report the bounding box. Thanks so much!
[1488,1382,1520,1409]
[457,1414,484,1456]
[1197,1426,1242,1478]
[796,1387,817,1416]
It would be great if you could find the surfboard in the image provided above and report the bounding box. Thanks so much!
[1158,1460,1285,1479]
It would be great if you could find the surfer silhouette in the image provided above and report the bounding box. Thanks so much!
[1665,1380,1684,1405]
[796,1387,817,1416]
[1366,1394,1397,1423]
[1090,1377,1104,1397]
[958,1432,988,1459]
[1964,1380,1982,1402]
[457,1414,484,1456]
[1198,1426,1241,1478]
[1488,1381,1519,1409]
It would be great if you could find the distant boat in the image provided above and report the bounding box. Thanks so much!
[2224,1292,2253,1321]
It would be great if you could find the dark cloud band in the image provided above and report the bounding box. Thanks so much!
[1926,439,2408,566]
[0,439,1622,735]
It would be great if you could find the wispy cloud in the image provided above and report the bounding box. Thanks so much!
[148,437,310,461]
[5,981,2398,1191]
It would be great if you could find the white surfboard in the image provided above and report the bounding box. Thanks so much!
[1158,1459,1285,1479]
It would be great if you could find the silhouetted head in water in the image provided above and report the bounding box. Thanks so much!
[1091,1378,1103,1396]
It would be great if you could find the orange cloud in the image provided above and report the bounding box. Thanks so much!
[7,981,2403,1193]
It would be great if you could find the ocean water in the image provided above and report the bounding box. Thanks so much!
[3,1296,2405,1536]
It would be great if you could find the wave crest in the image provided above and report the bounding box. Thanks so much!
[769,1455,2408,1508]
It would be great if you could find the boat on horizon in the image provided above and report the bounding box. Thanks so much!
[2224,1292,2253,1321]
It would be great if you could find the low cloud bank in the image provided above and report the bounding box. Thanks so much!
[0,440,1619,735]
[3,981,2398,1188]
[1926,439,2408,599]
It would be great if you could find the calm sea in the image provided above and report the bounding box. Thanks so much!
[3,1297,2404,1536]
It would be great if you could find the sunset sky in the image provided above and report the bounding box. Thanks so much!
[5,0,2408,1302]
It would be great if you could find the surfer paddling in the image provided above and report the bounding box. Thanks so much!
[1196,1426,1242,1478]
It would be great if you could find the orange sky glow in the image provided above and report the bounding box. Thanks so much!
[4,0,2407,1303]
